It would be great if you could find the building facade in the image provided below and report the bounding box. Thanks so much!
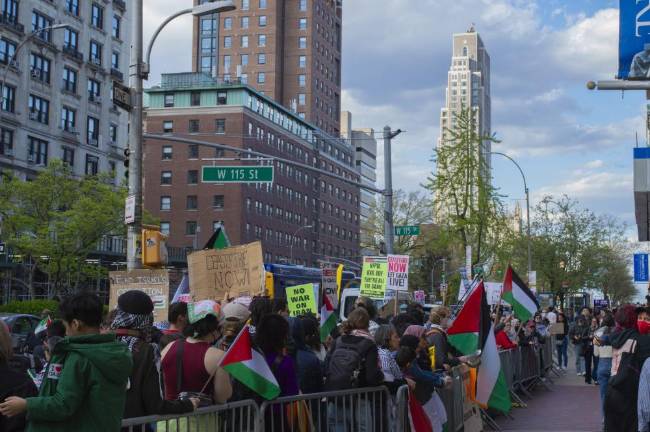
[0,0,130,181]
[435,27,491,220]
[191,0,342,136]
[143,73,359,266]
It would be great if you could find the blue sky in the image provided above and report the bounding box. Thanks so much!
[145,0,647,295]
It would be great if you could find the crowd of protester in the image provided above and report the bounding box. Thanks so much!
[3,291,650,431]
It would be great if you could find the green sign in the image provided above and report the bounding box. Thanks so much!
[394,225,420,236]
[360,257,388,300]
[286,283,317,317]
[202,166,274,183]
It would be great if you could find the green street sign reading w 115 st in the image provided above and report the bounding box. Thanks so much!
[202,166,274,183]
[394,225,420,236]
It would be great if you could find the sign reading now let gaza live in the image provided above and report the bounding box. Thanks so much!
[619,0,650,79]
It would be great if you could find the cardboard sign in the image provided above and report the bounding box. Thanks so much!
[286,284,317,317]
[414,290,426,304]
[321,262,339,309]
[109,269,170,322]
[360,256,388,300]
[188,241,265,302]
[549,323,565,335]
[387,255,409,293]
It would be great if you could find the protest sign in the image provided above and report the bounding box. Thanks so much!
[286,284,317,317]
[321,262,339,309]
[414,290,426,304]
[387,255,409,293]
[188,241,265,301]
[109,269,170,322]
[360,256,388,300]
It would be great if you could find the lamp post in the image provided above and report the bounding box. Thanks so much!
[383,126,402,255]
[126,0,236,270]
[290,225,313,264]
[1,24,69,104]
[491,151,532,275]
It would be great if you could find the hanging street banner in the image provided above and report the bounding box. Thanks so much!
[286,283,317,317]
[360,256,388,300]
[619,0,650,79]
[387,255,409,292]
[635,252,650,282]
[320,262,340,309]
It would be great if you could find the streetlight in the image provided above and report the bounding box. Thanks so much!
[491,151,532,276]
[383,126,402,255]
[1,24,69,103]
[290,225,313,264]
[127,0,236,270]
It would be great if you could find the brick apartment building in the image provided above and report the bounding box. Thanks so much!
[192,0,342,135]
[143,73,359,266]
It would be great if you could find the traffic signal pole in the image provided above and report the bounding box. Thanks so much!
[383,126,401,256]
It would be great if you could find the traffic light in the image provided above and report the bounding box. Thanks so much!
[141,227,168,267]
[123,148,130,178]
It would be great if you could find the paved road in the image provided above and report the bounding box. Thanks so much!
[495,366,602,432]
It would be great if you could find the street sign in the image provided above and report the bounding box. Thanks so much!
[124,195,136,225]
[394,225,420,236]
[202,166,274,183]
[635,253,650,282]
[112,81,132,112]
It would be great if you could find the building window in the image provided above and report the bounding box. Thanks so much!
[88,79,101,100]
[162,146,172,160]
[62,147,74,166]
[258,34,266,47]
[1,85,14,112]
[164,93,174,107]
[299,55,306,68]
[0,38,16,64]
[186,195,198,210]
[258,53,266,64]
[89,40,102,65]
[85,154,99,176]
[257,72,266,84]
[191,91,201,106]
[30,53,50,83]
[299,36,307,49]
[259,0,267,8]
[299,0,307,11]
[224,55,231,71]
[224,17,232,30]
[187,170,198,184]
[161,171,172,185]
[63,28,78,51]
[111,51,119,70]
[241,16,249,29]
[188,119,199,133]
[61,107,76,132]
[0,127,13,156]
[163,120,173,133]
[87,116,99,145]
[32,11,53,42]
[109,123,117,143]
[62,67,77,93]
[160,222,170,236]
[160,196,171,211]
[241,54,249,66]
[66,0,80,15]
[298,74,306,87]
[241,73,248,84]
[213,195,224,209]
[215,119,226,134]
[28,94,49,125]
[188,145,199,159]
[28,136,48,165]
[91,3,104,29]
[224,36,232,48]
[217,91,227,104]
[112,15,121,39]
[241,35,248,48]
[258,16,267,27]
[186,221,197,235]
[298,93,306,105]
[242,0,249,10]
[299,18,307,30]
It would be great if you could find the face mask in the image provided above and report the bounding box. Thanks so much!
[638,320,650,335]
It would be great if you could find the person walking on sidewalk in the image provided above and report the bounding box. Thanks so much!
[594,313,614,418]
[555,313,569,369]
[569,316,589,376]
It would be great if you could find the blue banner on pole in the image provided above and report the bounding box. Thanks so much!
[634,253,649,282]
[619,0,650,79]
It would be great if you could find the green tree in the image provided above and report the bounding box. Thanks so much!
[0,161,126,298]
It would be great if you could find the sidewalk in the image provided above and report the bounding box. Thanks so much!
[495,367,602,432]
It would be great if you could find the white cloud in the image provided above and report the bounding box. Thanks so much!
[584,160,605,169]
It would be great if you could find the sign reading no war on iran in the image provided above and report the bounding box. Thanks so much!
[188,241,265,301]
[360,256,388,300]
[286,284,317,317]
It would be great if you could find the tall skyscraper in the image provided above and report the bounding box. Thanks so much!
[191,0,342,136]
[435,27,491,220]
[0,0,130,181]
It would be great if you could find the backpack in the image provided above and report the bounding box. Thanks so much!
[325,337,374,391]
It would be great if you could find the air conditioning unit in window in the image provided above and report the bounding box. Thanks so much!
[91,57,101,66]
[4,148,13,157]
[27,154,35,163]
[9,60,18,68]
[28,111,39,121]
[30,69,40,79]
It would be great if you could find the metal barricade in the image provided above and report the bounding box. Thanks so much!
[120,399,260,432]
[438,366,467,432]
[259,386,390,432]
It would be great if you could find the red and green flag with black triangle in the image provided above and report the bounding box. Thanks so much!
[203,224,231,250]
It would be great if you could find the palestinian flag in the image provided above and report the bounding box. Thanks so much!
[502,265,539,323]
[34,316,51,335]
[320,294,337,342]
[448,282,511,413]
[203,225,230,250]
[171,273,190,304]
[219,324,280,400]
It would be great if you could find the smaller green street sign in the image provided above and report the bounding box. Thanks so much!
[394,225,420,236]
[202,166,274,183]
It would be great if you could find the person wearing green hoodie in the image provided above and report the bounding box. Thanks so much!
[0,293,133,432]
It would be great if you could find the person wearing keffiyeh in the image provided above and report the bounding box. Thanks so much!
[112,290,196,430]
